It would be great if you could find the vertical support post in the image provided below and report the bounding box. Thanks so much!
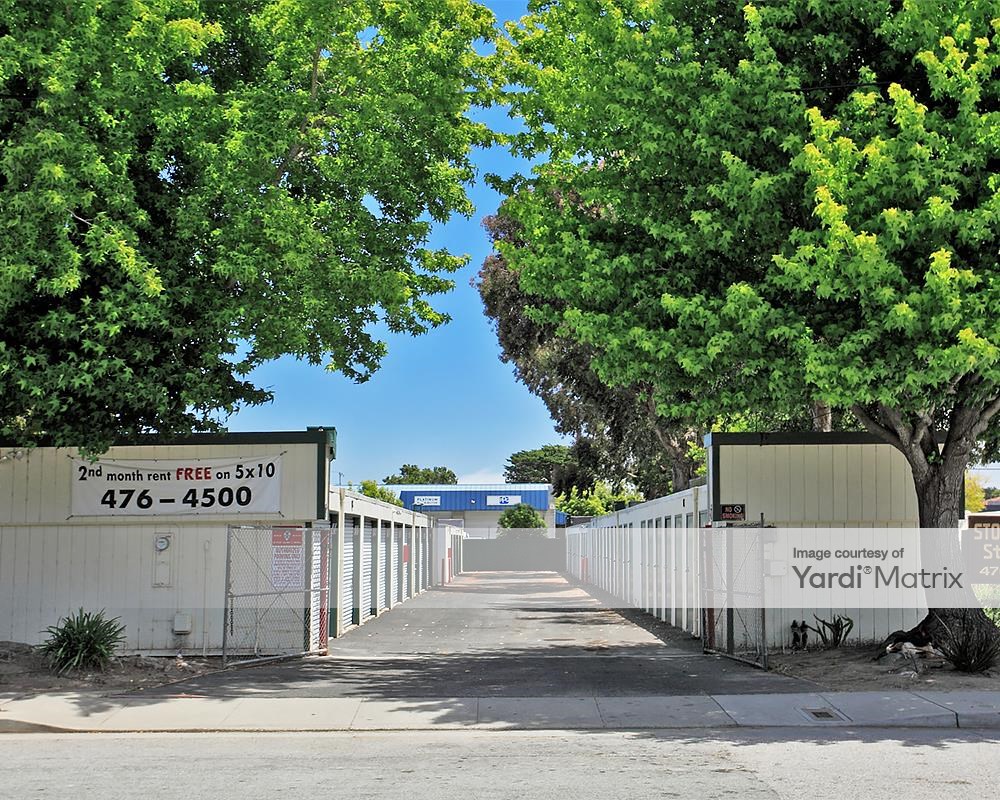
[333,492,345,639]
[408,523,416,598]
[353,514,364,625]
[372,518,381,617]
[388,520,397,607]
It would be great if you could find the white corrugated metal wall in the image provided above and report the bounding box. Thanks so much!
[0,437,327,653]
[712,439,925,647]
[567,438,929,650]
[566,487,704,639]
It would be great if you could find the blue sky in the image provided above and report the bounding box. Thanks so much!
[226,1,550,486]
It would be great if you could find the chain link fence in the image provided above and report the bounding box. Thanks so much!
[223,525,330,666]
[701,523,767,668]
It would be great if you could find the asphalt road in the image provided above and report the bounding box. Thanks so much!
[5,728,998,800]
[145,572,808,698]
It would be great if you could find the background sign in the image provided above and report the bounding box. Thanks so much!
[413,495,441,507]
[71,456,282,516]
[720,504,745,521]
[487,495,521,506]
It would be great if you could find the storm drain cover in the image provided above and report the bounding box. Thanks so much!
[799,707,849,722]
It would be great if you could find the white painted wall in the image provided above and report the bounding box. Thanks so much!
[713,442,918,526]
[713,441,924,647]
[0,439,325,652]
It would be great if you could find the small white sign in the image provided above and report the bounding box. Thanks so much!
[487,495,521,506]
[413,495,441,507]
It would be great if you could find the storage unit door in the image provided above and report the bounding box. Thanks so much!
[377,527,387,611]
[402,530,410,597]
[420,531,431,589]
[390,528,400,604]
[341,518,355,630]
[361,520,374,619]
[413,532,420,593]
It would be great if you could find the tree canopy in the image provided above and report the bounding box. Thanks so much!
[497,0,1000,528]
[555,481,643,517]
[359,480,403,506]
[1,0,495,452]
[479,212,698,495]
[502,443,601,494]
[383,464,458,484]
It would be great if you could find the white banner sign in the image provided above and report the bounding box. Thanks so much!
[487,495,521,506]
[413,495,441,507]
[71,455,282,516]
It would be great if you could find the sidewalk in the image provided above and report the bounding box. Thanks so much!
[2,690,999,733]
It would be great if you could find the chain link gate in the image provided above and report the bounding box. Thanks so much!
[223,525,330,666]
[702,522,767,668]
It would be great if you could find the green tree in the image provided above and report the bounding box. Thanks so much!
[966,474,987,513]
[1,0,495,453]
[496,502,547,537]
[555,482,644,517]
[504,444,572,483]
[499,0,1000,646]
[359,480,403,507]
[383,464,458,484]
[481,213,698,496]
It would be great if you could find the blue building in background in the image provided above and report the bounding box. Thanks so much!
[384,483,555,538]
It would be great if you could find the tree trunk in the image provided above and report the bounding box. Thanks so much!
[812,401,833,433]
[851,400,1000,663]
[903,453,998,656]
[670,459,693,494]
[642,391,697,493]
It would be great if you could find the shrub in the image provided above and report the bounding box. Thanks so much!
[39,608,126,674]
[497,503,547,534]
[935,610,1000,673]
[808,614,854,649]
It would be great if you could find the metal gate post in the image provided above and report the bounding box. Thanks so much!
[222,525,233,667]
[725,526,735,656]
[759,518,768,669]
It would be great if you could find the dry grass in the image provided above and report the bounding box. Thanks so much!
[769,643,1000,692]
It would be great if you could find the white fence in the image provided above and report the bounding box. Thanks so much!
[566,486,708,639]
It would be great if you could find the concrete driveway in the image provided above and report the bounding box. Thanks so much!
[148,572,809,698]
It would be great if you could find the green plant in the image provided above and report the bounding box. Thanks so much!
[360,480,403,507]
[555,482,644,517]
[935,610,1000,673]
[39,608,126,674]
[807,614,855,649]
[497,503,547,533]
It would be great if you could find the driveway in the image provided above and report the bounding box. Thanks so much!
[147,572,809,698]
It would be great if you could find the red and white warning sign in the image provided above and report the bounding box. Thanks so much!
[271,528,304,590]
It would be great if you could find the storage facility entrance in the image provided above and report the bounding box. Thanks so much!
[222,525,330,665]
